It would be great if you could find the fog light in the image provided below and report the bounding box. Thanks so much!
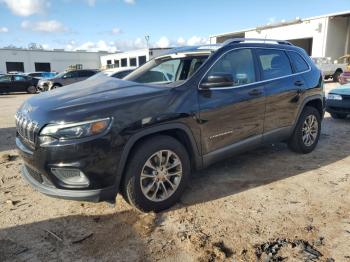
[51,168,89,187]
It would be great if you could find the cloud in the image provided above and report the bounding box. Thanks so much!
[186,36,209,46]
[65,40,119,52]
[1,0,49,16]
[85,0,95,6]
[156,36,170,48]
[0,27,8,33]
[267,17,276,25]
[21,20,68,33]
[60,35,209,53]
[111,27,122,35]
[123,0,135,4]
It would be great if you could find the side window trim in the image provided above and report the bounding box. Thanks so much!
[286,51,311,74]
[198,47,312,90]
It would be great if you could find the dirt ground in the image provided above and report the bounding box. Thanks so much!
[0,82,349,262]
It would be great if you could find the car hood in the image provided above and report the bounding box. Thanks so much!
[19,76,169,124]
[329,84,350,95]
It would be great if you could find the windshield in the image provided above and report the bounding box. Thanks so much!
[54,71,66,78]
[124,54,209,85]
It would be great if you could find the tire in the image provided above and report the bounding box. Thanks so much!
[288,106,321,154]
[331,113,347,119]
[121,135,190,212]
[26,85,37,94]
[333,70,342,82]
[50,85,60,91]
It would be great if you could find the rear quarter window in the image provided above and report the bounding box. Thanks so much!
[288,51,310,73]
[256,49,292,80]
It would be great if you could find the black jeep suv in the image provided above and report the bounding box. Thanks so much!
[16,39,325,212]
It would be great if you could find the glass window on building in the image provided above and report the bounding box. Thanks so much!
[121,58,127,67]
[130,58,137,67]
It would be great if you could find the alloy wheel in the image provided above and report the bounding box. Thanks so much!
[140,150,182,202]
[302,115,318,146]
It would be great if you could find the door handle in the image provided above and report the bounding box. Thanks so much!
[294,80,304,86]
[248,89,262,96]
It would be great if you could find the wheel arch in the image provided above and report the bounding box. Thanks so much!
[293,95,324,130]
[115,123,203,190]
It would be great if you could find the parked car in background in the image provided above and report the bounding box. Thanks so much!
[16,39,325,212]
[0,74,38,94]
[25,72,58,80]
[38,69,99,91]
[94,68,134,79]
[326,84,350,119]
[338,71,350,85]
[312,57,349,82]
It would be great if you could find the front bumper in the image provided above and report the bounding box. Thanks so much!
[16,133,122,203]
[326,98,350,115]
[21,164,116,202]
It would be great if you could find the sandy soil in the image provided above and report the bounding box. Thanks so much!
[0,82,349,262]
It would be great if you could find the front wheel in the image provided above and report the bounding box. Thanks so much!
[288,106,321,154]
[121,136,190,212]
[26,85,37,94]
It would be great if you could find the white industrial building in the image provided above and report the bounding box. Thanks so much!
[0,48,108,74]
[100,48,172,70]
[210,11,350,61]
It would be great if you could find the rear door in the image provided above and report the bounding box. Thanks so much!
[255,48,303,137]
[12,75,29,92]
[198,48,266,154]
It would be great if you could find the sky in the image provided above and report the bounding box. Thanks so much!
[0,0,349,52]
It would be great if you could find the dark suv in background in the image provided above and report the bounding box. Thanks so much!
[16,39,324,212]
[37,69,98,91]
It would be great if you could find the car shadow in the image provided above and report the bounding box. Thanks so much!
[0,211,155,261]
[0,127,17,152]
[178,116,350,207]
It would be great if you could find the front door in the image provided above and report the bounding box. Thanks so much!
[0,75,12,93]
[198,48,266,155]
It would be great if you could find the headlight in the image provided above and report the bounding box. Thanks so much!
[327,94,342,100]
[40,118,112,140]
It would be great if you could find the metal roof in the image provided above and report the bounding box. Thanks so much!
[211,10,350,38]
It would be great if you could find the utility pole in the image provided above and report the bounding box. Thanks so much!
[145,35,150,49]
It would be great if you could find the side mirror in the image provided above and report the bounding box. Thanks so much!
[200,73,234,89]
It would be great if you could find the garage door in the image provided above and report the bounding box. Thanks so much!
[6,62,24,73]
[35,62,51,72]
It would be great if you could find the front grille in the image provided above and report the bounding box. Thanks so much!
[341,94,350,100]
[15,112,39,147]
[25,165,43,183]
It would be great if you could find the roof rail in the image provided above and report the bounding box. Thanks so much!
[223,38,293,46]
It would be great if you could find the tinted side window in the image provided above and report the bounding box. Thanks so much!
[207,48,256,86]
[79,70,96,77]
[288,52,309,73]
[256,49,292,80]
[64,71,78,78]
[0,75,12,82]
[14,75,27,81]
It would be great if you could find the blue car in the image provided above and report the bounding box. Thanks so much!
[326,84,350,119]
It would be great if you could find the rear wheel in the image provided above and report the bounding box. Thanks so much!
[288,106,321,154]
[50,84,61,90]
[331,113,347,119]
[121,136,190,212]
[26,85,37,94]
